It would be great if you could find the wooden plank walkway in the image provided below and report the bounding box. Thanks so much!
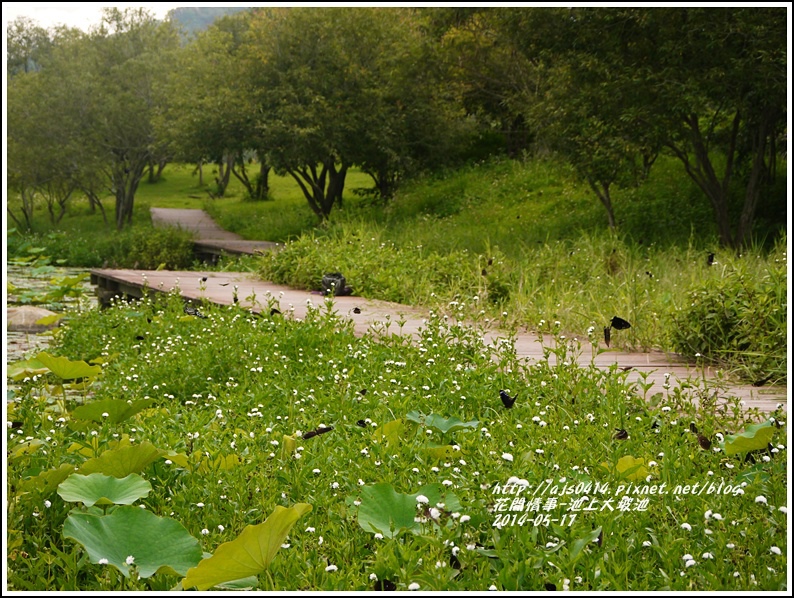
[150,207,281,260]
[89,268,788,415]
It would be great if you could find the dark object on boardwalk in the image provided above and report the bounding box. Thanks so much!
[610,316,631,330]
[184,304,208,318]
[302,425,334,440]
[500,389,517,409]
[604,326,611,347]
[322,272,353,297]
[613,428,629,440]
[201,276,208,282]
[707,252,715,266]
[353,307,362,314]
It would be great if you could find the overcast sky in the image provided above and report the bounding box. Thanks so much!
[2,3,198,32]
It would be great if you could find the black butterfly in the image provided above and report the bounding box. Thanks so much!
[219,283,230,287]
[610,316,631,330]
[359,389,368,396]
[544,582,557,591]
[500,390,517,409]
[201,276,208,282]
[373,580,396,591]
[752,374,774,387]
[302,425,334,440]
[697,434,712,450]
[270,308,282,316]
[184,304,208,319]
[356,420,368,428]
[707,252,715,266]
[689,422,698,434]
[613,428,629,440]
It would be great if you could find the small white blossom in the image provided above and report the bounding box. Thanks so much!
[325,564,338,572]
[125,555,135,565]
[408,582,421,591]
[755,496,767,504]
[681,523,692,531]
[770,546,782,556]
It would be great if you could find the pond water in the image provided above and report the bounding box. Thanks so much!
[6,262,97,364]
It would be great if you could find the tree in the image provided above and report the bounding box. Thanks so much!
[6,29,87,229]
[158,10,270,200]
[505,7,786,247]
[641,8,787,248]
[6,16,52,75]
[85,8,181,229]
[247,8,463,217]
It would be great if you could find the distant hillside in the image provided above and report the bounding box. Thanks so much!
[166,7,249,36]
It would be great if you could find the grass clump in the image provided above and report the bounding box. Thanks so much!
[667,237,788,386]
[7,224,196,270]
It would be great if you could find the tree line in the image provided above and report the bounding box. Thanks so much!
[6,7,787,248]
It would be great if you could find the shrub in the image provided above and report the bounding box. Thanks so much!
[667,236,787,385]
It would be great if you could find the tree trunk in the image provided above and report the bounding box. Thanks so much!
[587,178,616,230]
[288,159,348,220]
[193,161,204,186]
[736,114,773,247]
[113,164,145,230]
[255,161,270,200]
[84,189,108,225]
[214,154,234,197]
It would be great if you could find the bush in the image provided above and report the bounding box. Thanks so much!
[6,225,196,270]
[257,222,484,305]
[667,236,787,385]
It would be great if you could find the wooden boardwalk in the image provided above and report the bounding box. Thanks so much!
[150,208,281,260]
[89,267,788,415]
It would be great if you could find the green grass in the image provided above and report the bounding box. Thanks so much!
[5,291,788,591]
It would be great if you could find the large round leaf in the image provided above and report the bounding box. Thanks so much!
[58,473,152,506]
[36,351,102,380]
[71,398,156,425]
[63,506,202,578]
[21,463,76,494]
[78,441,163,477]
[406,411,479,435]
[722,421,775,456]
[182,503,312,591]
[356,483,462,539]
